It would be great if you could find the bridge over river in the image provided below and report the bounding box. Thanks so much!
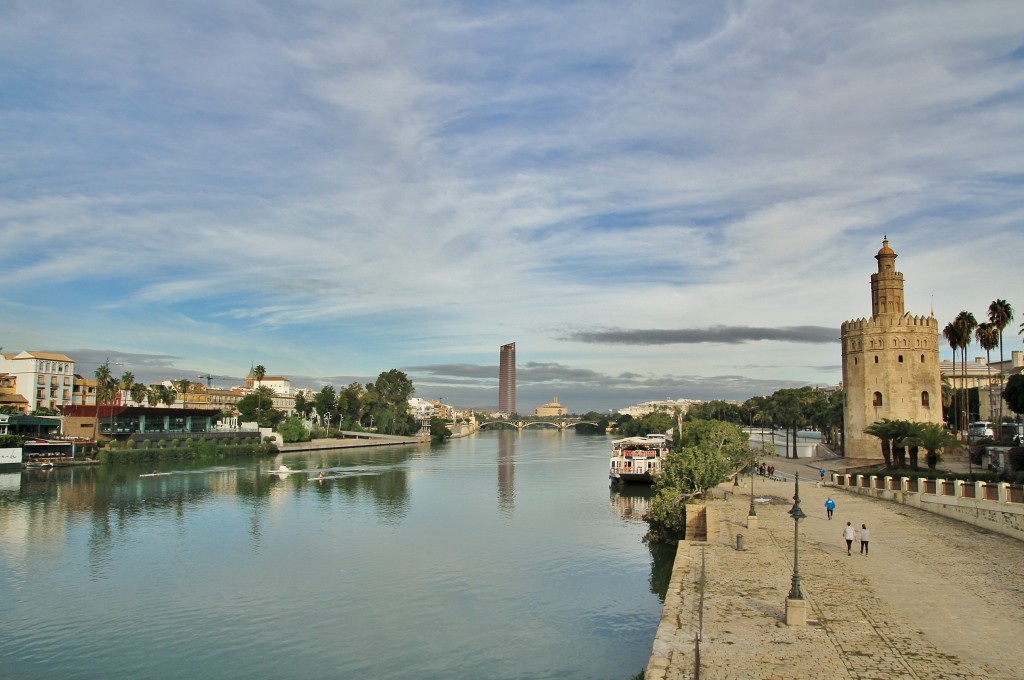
[477,418,602,431]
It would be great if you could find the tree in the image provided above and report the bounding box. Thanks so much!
[943,320,965,433]
[293,392,314,421]
[863,419,898,468]
[176,379,192,408]
[253,365,266,425]
[339,382,364,427]
[975,322,999,425]
[906,422,959,471]
[989,299,1014,434]
[371,369,415,435]
[278,416,310,443]
[130,381,147,407]
[93,360,118,441]
[119,371,135,401]
[147,385,161,407]
[1003,374,1024,418]
[313,386,338,429]
[954,311,978,431]
[621,410,674,438]
[429,416,451,444]
[644,420,748,543]
[238,387,280,428]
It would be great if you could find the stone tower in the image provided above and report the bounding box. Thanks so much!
[841,238,943,459]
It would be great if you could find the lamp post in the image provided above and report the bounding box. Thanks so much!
[788,474,806,600]
[749,460,757,517]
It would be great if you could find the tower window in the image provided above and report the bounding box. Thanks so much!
[873,392,883,406]
[898,355,904,363]
[921,354,925,363]
[921,392,930,407]
[874,356,879,364]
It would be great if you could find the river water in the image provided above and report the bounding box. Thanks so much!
[0,430,673,680]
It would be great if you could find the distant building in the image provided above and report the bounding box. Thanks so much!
[940,350,1024,423]
[841,239,942,459]
[244,367,292,396]
[499,343,516,416]
[0,350,76,412]
[0,372,29,413]
[534,397,568,417]
[618,399,699,418]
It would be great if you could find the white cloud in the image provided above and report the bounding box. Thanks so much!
[2,1,1022,410]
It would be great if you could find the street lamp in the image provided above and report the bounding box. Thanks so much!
[788,474,806,600]
[749,459,757,517]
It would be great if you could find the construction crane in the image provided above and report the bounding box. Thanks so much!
[197,374,215,388]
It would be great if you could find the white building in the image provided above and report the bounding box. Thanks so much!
[0,350,77,412]
[618,398,700,418]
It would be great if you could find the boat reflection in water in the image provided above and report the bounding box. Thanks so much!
[609,484,654,520]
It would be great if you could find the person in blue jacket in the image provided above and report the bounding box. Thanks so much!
[825,497,836,520]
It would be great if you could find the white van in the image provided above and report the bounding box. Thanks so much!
[968,421,994,438]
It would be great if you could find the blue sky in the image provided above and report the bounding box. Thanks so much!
[2,1,1023,413]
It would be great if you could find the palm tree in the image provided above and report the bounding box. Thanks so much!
[863,418,898,468]
[147,385,162,407]
[130,381,147,407]
[906,422,959,471]
[93,360,114,443]
[889,419,917,469]
[161,385,177,408]
[955,312,978,432]
[988,299,1014,438]
[975,322,999,425]
[253,365,266,427]
[942,321,963,434]
[254,385,275,428]
[176,379,192,408]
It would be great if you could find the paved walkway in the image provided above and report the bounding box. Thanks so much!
[659,454,1024,679]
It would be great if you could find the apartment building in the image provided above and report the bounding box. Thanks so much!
[0,351,76,412]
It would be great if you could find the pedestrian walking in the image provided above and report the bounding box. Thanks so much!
[825,497,836,520]
[859,524,869,555]
[819,468,825,482]
[843,522,855,556]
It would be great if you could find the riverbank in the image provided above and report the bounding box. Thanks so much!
[279,431,428,452]
[647,453,1024,679]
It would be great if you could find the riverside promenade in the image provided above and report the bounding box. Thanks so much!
[647,454,1024,679]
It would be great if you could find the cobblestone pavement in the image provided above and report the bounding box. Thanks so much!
[668,455,1024,680]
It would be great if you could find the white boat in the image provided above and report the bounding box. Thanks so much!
[609,434,669,485]
[270,465,292,474]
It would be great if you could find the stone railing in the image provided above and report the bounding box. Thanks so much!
[833,473,1024,541]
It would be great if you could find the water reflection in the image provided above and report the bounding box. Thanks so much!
[497,430,516,514]
[610,484,653,520]
[2,446,424,560]
[610,484,676,603]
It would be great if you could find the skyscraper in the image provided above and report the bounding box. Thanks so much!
[498,342,516,416]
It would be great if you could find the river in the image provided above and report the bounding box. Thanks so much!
[0,430,673,680]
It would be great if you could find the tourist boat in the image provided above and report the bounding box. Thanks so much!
[609,434,669,485]
[269,465,291,475]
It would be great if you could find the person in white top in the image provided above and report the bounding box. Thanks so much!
[843,522,855,556]
[859,524,870,555]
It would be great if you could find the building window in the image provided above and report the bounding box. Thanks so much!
[898,355,904,363]
[874,356,879,364]
[873,392,883,406]
[921,391,930,407]
[921,354,925,363]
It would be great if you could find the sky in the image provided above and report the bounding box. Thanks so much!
[2,1,1023,414]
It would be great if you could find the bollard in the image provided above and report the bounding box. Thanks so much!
[736,534,744,551]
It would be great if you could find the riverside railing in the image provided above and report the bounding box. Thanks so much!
[833,473,1024,541]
